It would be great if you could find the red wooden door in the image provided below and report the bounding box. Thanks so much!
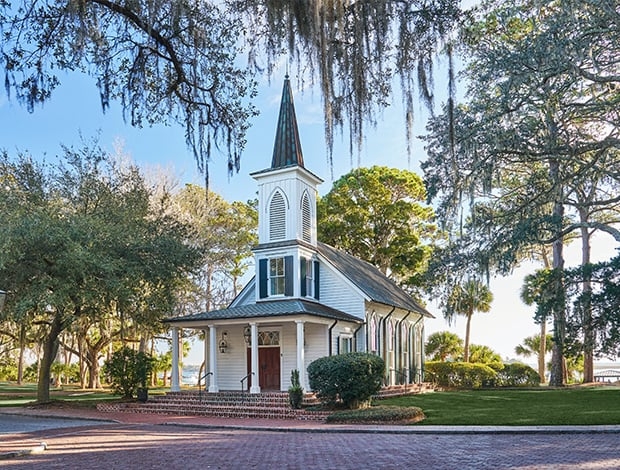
[247,347,281,391]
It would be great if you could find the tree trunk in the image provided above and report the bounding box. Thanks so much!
[464,313,472,362]
[539,321,547,383]
[17,323,26,385]
[549,157,566,387]
[37,312,63,403]
[580,214,594,383]
[86,347,103,389]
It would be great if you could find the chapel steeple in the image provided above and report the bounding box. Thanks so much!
[271,76,304,169]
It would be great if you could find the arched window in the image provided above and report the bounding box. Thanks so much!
[300,191,312,243]
[269,190,286,241]
[370,316,378,354]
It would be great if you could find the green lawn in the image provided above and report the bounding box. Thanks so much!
[0,382,167,407]
[3,382,620,426]
[379,387,620,425]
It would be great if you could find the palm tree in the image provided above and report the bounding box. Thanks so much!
[445,279,493,362]
[520,271,554,383]
[468,344,502,364]
[515,334,553,383]
[425,331,463,361]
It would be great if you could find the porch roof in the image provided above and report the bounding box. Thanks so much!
[164,299,363,324]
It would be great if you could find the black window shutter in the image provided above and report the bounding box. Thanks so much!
[300,257,307,297]
[313,260,320,300]
[259,259,268,298]
[285,255,294,296]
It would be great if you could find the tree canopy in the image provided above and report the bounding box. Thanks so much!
[317,166,439,292]
[421,0,620,385]
[0,143,202,401]
[0,1,463,180]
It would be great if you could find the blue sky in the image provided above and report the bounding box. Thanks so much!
[1,67,617,364]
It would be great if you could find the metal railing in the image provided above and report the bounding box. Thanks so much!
[240,372,254,391]
[198,372,213,402]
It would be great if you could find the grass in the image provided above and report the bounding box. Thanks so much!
[2,382,620,426]
[378,386,620,426]
[0,381,167,408]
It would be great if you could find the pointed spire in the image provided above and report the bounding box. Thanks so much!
[271,76,305,169]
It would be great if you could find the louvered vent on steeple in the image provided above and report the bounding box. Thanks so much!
[269,191,287,241]
[301,191,312,243]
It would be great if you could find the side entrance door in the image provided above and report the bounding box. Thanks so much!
[247,347,281,391]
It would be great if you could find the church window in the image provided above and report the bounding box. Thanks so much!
[269,257,286,296]
[339,335,353,354]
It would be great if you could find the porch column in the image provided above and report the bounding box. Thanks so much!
[203,328,209,391]
[295,320,306,389]
[171,327,180,392]
[249,322,260,393]
[208,325,219,392]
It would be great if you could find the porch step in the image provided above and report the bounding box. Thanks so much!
[96,384,435,421]
[373,383,435,399]
[97,391,328,421]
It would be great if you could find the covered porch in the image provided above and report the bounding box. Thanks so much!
[167,311,363,394]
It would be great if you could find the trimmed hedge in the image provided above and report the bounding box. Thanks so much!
[425,361,540,388]
[425,361,496,388]
[308,352,384,409]
[495,362,541,387]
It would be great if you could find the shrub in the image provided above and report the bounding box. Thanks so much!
[425,361,497,388]
[0,362,18,381]
[103,347,154,399]
[495,362,541,387]
[308,352,384,409]
[326,405,425,424]
[288,369,304,409]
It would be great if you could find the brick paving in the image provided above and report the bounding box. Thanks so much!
[2,407,620,469]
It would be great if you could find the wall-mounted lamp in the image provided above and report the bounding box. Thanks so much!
[243,326,251,346]
[219,332,228,353]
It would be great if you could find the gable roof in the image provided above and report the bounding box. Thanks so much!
[316,241,433,318]
[164,299,362,324]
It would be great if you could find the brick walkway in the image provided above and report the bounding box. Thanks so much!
[2,407,620,469]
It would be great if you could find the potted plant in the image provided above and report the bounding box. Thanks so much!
[288,369,304,409]
[135,351,154,403]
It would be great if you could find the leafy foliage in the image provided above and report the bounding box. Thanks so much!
[0,0,257,178]
[288,369,304,409]
[318,166,439,292]
[103,347,154,399]
[425,331,463,362]
[426,361,541,388]
[445,279,493,362]
[425,361,497,389]
[0,144,201,402]
[467,344,501,365]
[308,352,384,409]
[1,1,464,177]
[422,0,620,385]
[326,405,425,424]
[494,363,541,388]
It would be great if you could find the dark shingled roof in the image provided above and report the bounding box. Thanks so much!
[316,242,433,318]
[271,76,304,169]
[164,299,362,323]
